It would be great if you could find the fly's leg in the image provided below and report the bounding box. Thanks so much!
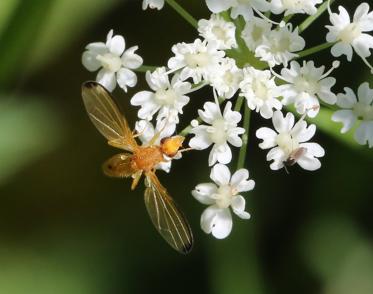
[131,170,143,190]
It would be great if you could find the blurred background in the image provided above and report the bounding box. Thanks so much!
[0,0,372,293]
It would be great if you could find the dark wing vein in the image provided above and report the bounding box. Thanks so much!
[144,172,193,254]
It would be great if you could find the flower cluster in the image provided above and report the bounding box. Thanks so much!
[83,1,373,240]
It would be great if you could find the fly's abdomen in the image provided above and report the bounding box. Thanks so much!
[102,153,136,178]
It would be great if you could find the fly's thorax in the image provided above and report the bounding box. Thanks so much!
[132,146,164,172]
[160,136,185,157]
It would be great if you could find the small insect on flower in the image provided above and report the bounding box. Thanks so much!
[284,147,307,167]
[81,81,193,254]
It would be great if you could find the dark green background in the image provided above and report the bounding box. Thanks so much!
[0,1,372,293]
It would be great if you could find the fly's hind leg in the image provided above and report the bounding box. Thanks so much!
[131,170,143,190]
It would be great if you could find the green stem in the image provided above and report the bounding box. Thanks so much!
[297,42,333,59]
[237,105,251,169]
[299,0,335,33]
[165,0,198,28]
[234,96,244,112]
[135,65,158,73]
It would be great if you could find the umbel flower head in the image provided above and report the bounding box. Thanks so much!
[192,164,254,239]
[81,1,373,248]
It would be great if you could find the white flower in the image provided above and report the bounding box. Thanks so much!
[239,67,282,119]
[189,102,245,166]
[135,120,179,172]
[131,67,191,125]
[82,29,143,92]
[332,82,373,148]
[270,0,322,16]
[209,58,243,99]
[326,3,373,65]
[192,164,255,239]
[198,14,237,50]
[142,0,164,10]
[255,25,305,67]
[206,0,271,21]
[256,111,325,171]
[167,39,225,84]
[241,16,272,52]
[278,60,337,118]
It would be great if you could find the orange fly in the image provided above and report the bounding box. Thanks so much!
[81,81,193,254]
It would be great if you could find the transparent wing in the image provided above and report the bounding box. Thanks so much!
[144,172,193,254]
[81,81,137,151]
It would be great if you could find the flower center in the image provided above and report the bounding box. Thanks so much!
[215,185,234,209]
[282,0,302,9]
[212,26,227,42]
[96,53,122,72]
[252,25,264,42]
[185,52,211,68]
[252,79,269,100]
[294,75,319,95]
[154,89,177,106]
[353,102,373,121]
[276,132,299,156]
[209,118,228,145]
[339,23,361,44]
[223,71,234,85]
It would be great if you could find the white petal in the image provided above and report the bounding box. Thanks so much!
[107,34,125,56]
[230,169,255,192]
[199,102,221,124]
[273,111,294,133]
[337,88,357,108]
[300,142,325,157]
[332,110,356,133]
[117,68,137,92]
[85,42,107,54]
[292,123,316,143]
[82,51,101,72]
[210,163,231,186]
[296,156,321,171]
[200,206,233,239]
[357,82,373,105]
[192,183,218,205]
[205,0,232,13]
[256,127,277,149]
[331,42,353,61]
[231,196,251,219]
[354,121,373,147]
[131,91,153,106]
[96,69,116,92]
[214,143,232,165]
[189,132,212,150]
[122,46,143,69]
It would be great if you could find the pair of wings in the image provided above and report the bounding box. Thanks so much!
[81,81,193,254]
